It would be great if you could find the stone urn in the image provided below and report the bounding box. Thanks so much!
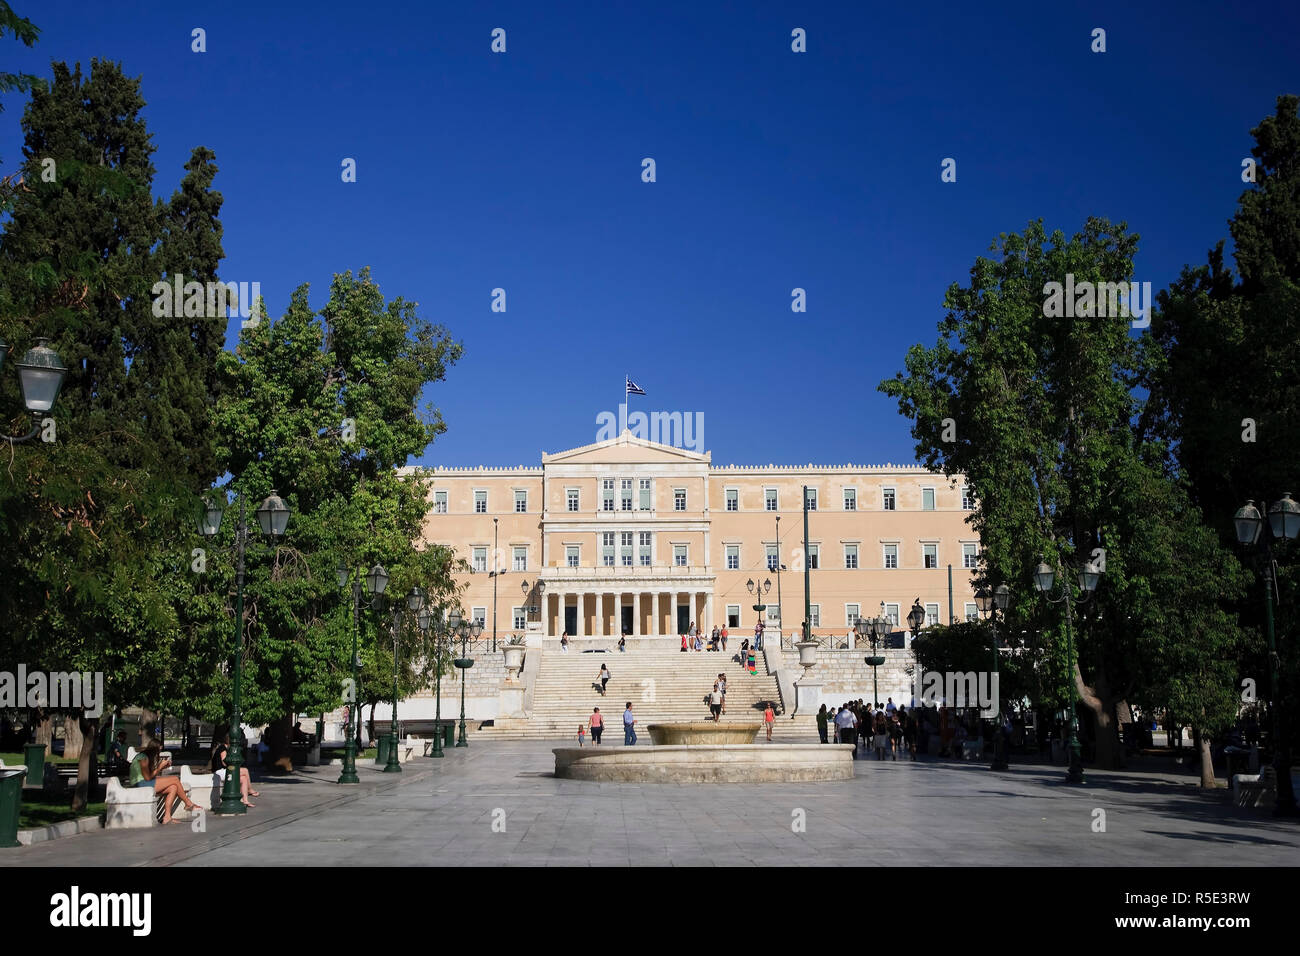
[795,641,819,674]
[502,643,526,682]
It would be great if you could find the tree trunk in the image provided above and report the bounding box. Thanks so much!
[1197,731,1217,788]
[1074,662,1123,769]
[63,716,84,760]
[72,713,99,812]
[139,708,159,748]
[266,714,293,772]
[32,710,53,756]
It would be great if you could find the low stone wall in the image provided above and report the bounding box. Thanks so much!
[553,744,855,783]
[780,647,915,706]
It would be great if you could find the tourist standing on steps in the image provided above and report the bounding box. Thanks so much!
[816,704,829,744]
[710,682,723,721]
[720,626,728,653]
[763,702,776,741]
[681,633,688,652]
[711,625,719,651]
[599,663,611,696]
[589,707,604,745]
[618,635,626,653]
[623,702,637,745]
[561,632,569,653]
[718,674,727,714]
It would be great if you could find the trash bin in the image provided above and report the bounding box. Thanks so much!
[376,733,392,765]
[443,722,455,747]
[0,768,27,848]
[22,744,44,788]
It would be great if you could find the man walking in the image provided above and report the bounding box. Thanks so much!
[623,701,637,746]
[835,705,858,758]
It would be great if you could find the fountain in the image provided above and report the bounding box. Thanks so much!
[553,720,853,783]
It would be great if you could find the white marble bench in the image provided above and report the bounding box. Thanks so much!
[1232,768,1275,808]
[105,766,203,828]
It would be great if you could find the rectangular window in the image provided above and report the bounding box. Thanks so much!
[924,603,940,627]
[884,603,899,626]
[965,602,979,622]
[621,479,633,511]
[512,606,526,629]
[843,488,856,511]
[638,531,652,567]
[805,488,817,511]
[846,604,860,627]
[765,488,778,511]
[567,488,580,512]
[883,544,898,569]
[674,488,687,511]
[472,547,487,573]
[766,603,781,625]
[474,490,487,514]
[807,544,819,570]
[809,605,820,628]
[962,542,978,569]
[639,478,652,511]
[602,478,615,511]
[923,543,938,569]
[766,545,778,572]
[566,545,579,568]
[725,488,738,512]
[433,490,447,514]
[620,531,633,567]
[512,546,527,572]
[514,490,527,513]
[726,545,739,570]
[844,544,858,569]
[673,544,687,567]
[601,532,615,567]
[727,605,741,628]
[883,488,896,511]
[922,487,935,511]
[961,485,973,510]
[472,607,486,628]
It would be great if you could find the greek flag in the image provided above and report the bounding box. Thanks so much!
[625,377,646,396]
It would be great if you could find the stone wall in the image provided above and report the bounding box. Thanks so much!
[779,647,915,707]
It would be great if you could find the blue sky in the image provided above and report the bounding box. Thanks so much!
[3,1,1296,467]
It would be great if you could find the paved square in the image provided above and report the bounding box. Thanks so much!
[4,740,1296,867]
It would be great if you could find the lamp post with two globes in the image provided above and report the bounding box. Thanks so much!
[976,584,1011,770]
[1032,558,1102,784]
[197,490,291,815]
[448,610,482,747]
[335,563,389,784]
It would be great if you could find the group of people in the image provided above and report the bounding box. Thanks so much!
[108,731,260,824]
[818,699,914,760]
[579,702,638,746]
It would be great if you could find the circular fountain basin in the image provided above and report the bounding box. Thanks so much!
[647,722,762,746]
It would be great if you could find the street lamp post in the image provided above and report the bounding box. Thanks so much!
[491,517,498,652]
[857,617,888,708]
[1,337,68,444]
[1233,495,1299,817]
[449,611,481,747]
[199,489,291,815]
[774,515,783,641]
[382,586,424,773]
[1033,558,1101,784]
[976,584,1011,771]
[747,578,771,648]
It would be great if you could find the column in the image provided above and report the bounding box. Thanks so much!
[703,591,713,635]
[600,593,608,637]
[655,592,664,637]
[556,591,565,636]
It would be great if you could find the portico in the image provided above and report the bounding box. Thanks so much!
[545,568,715,637]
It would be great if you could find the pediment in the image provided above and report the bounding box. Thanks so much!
[543,430,709,465]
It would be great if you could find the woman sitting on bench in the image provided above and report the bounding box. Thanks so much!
[211,733,259,807]
[130,742,199,824]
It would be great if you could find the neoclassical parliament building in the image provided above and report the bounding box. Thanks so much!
[411,432,980,642]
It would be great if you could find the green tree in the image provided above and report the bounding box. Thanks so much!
[205,269,463,767]
[880,217,1247,775]
[0,60,225,808]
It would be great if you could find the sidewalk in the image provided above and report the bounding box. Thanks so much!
[1,758,439,868]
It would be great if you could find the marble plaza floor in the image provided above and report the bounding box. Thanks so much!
[3,738,1297,867]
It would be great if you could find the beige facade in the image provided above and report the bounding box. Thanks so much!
[411,431,980,642]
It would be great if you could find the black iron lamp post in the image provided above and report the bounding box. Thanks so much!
[382,585,424,773]
[199,489,291,815]
[747,578,771,645]
[448,610,481,747]
[1,337,68,444]
[976,584,1011,770]
[335,561,383,785]
[1033,558,1101,784]
[857,617,888,708]
[1233,495,1300,817]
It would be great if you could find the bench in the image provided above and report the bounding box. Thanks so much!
[1232,768,1275,809]
[105,771,198,829]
